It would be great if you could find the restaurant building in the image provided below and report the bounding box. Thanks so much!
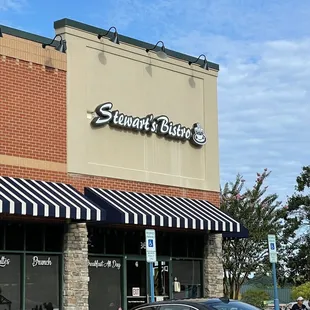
[0,19,248,310]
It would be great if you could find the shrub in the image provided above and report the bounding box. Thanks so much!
[291,282,310,300]
[241,289,270,309]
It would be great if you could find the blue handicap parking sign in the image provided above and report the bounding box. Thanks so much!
[148,239,154,247]
[270,243,275,250]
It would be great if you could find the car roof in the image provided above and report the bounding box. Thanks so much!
[131,298,239,310]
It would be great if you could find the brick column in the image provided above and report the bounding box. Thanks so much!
[63,223,89,310]
[203,233,224,297]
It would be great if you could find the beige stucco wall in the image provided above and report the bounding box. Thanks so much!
[55,26,220,192]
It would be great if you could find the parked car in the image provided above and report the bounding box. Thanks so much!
[131,297,261,310]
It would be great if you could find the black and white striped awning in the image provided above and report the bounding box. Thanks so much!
[85,187,248,236]
[0,176,105,221]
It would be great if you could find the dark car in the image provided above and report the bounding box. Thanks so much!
[131,297,260,310]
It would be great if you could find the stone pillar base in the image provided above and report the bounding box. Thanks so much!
[203,233,224,297]
[63,222,89,310]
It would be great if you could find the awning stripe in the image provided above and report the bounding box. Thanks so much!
[84,187,247,235]
[181,198,222,230]
[0,176,105,221]
[192,200,226,231]
[136,193,172,226]
[167,196,206,230]
[197,199,241,231]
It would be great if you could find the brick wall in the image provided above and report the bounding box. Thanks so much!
[0,57,67,163]
[0,40,220,206]
[0,165,220,205]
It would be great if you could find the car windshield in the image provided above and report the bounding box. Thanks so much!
[199,300,260,310]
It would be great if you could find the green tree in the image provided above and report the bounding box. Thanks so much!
[244,274,273,288]
[241,289,270,309]
[221,169,286,299]
[284,166,310,285]
[291,282,310,300]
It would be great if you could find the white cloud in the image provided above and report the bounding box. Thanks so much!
[3,0,308,203]
[0,0,25,11]
[93,0,310,201]
[163,12,310,202]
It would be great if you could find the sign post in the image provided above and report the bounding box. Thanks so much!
[268,234,279,310]
[145,229,157,303]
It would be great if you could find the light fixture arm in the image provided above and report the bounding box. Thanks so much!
[146,40,165,53]
[188,54,209,70]
[42,34,64,49]
[188,54,207,66]
[97,26,118,40]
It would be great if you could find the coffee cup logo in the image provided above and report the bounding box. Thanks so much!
[191,123,207,146]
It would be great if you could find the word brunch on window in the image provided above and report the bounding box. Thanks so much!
[32,256,52,267]
[90,102,207,147]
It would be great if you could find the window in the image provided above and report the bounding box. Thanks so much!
[157,231,171,256]
[171,233,204,258]
[105,230,123,254]
[158,304,196,310]
[0,254,21,310]
[172,260,202,299]
[45,224,64,252]
[25,224,44,251]
[88,226,105,254]
[0,223,4,250]
[153,261,170,298]
[0,222,63,310]
[25,255,60,310]
[5,222,24,250]
[89,256,122,310]
[2,222,64,252]
[171,234,188,257]
[187,234,204,258]
[125,230,144,255]
[202,300,261,310]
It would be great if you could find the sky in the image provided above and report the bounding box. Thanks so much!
[1,0,310,203]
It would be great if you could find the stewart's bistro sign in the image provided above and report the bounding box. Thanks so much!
[90,102,207,147]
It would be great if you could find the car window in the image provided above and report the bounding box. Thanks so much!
[134,306,157,310]
[202,301,260,310]
[158,305,197,310]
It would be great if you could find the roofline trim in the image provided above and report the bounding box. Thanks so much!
[0,24,60,48]
[54,18,220,71]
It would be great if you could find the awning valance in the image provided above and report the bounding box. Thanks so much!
[0,176,105,221]
[85,187,248,237]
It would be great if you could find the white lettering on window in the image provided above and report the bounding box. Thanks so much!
[88,259,121,269]
[0,256,10,268]
[32,256,52,267]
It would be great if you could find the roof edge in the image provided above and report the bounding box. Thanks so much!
[0,24,58,47]
[54,18,220,71]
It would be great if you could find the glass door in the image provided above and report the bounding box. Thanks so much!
[152,261,170,302]
[126,258,172,309]
[126,260,148,310]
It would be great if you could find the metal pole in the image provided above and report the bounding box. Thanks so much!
[272,262,280,310]
[149,262,155,303]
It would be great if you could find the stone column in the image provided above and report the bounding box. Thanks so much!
[63,222,89,310]
[203,233,224,297]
